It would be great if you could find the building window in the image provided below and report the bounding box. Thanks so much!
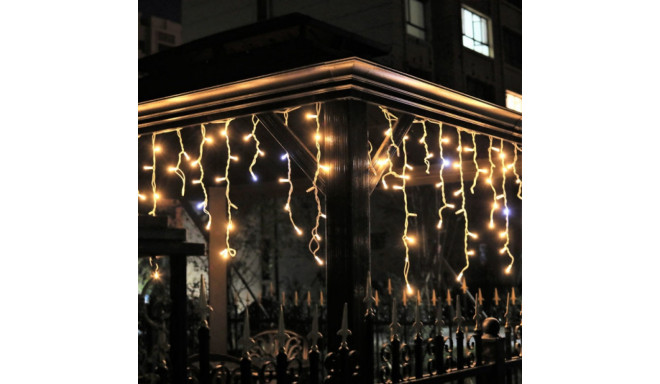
[405,0,426,40]
[505,90,522,113]
[502,28,522,69]
[462,6,492,57]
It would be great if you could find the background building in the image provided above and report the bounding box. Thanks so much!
[181,0,521,110]
[139,0,183,58]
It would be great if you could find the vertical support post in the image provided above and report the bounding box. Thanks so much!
[309,349,320,384]
[322,100,370,351]
[391,337,401,383]
[276,350,289,384]
[169,254,187,384]
[209,187,228,354]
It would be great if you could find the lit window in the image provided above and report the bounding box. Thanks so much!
[505,90,522,113]
[405,0,426,40]
[462,6,492,57]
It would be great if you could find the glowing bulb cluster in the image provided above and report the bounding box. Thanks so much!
[148,133,158,216]
[455,129,474,281]
[280,153,303,236]
[220,119,238,258]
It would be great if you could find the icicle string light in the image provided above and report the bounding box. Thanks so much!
[195,124,212,230]
[401,135,417,294]
[170,128,187,196]
[513,144,523,200]
[247,115,263,182]
[499,139,515,274]
[415,119,432,174]
[308,103,324,266]
[436,121,454,230]
[274,106,301,126]
[148,133,158,216]
[149,257,160,279]
[281,153,303,236]
[221,119,237,258]
[379,107,403,189]
[469,132,479,194]
[487,137,499,229]
[455,128,472,282]
[379,106,400,156]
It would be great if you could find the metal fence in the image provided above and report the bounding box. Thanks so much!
[184,285,521,383]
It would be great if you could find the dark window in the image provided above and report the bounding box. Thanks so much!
[502,28,522,69]
[157,31,176,45]
[405,0,426,40]
[157,43,172,52]
[465,76,495,103]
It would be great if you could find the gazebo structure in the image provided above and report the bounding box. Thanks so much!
[138,57,522,383]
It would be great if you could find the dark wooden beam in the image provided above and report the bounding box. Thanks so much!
[322,100,370,352]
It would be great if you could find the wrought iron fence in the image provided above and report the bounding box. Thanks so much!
[186,282,521,384]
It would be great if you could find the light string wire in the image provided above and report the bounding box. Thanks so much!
[379,107,400,189]
[282,152,303,235]
[415,119,433,174]
[220,119,238,258]
[194,124,212,230]
[149,256,160,279]
[469,132,481,194]
[487,136,499,229]
[308,103,325,266]
[379,106,400,156]
[436,121,454,229]
[148,133,158,216]
[274,106,301,126]
[171,128,188,196]
[455,128,473,281]
[401,135,417,294]
[512,144,523,199]
[499,139,515,273]
[247,115,264,182]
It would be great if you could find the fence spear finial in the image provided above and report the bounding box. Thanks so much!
[493,287,501,306]
[389,298,402,340]
[454,295,465,331]
[435,301,445,336]
[413,301,424,338]
[364,271,376,311]
[446,289,453,306]
[504,293,512,328]
[239,307,255,357]
[276,304,289,351]
[473,291,483,331]
[337,302,352,347]
[199,274,212,324]
[510,287,517,306]
[307,304,322,351]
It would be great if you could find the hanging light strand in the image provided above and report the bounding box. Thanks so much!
[195,124,212,230]
[469,132,480,194]
[379,107,402,189]
[221,119,238,258]
[487,137,499,229]
[455,128,472,282]
[379,106,400,156]
[308,103,325,266]
[281,153,303,236]
[148,133,158,216]
[512,144,523,200]
[170,128,188,196]
[436,122,454,229]
[247,115,264,182]
[401,135,417,294]
[499,140,515,274]
[415,119,433,174]
[274,106,301,126]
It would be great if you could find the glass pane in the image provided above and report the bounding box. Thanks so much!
[463,35,474,50]
[410,0,424,28]
[480,18,488,44]
[473,17,482,43]
[462,9,472,37]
